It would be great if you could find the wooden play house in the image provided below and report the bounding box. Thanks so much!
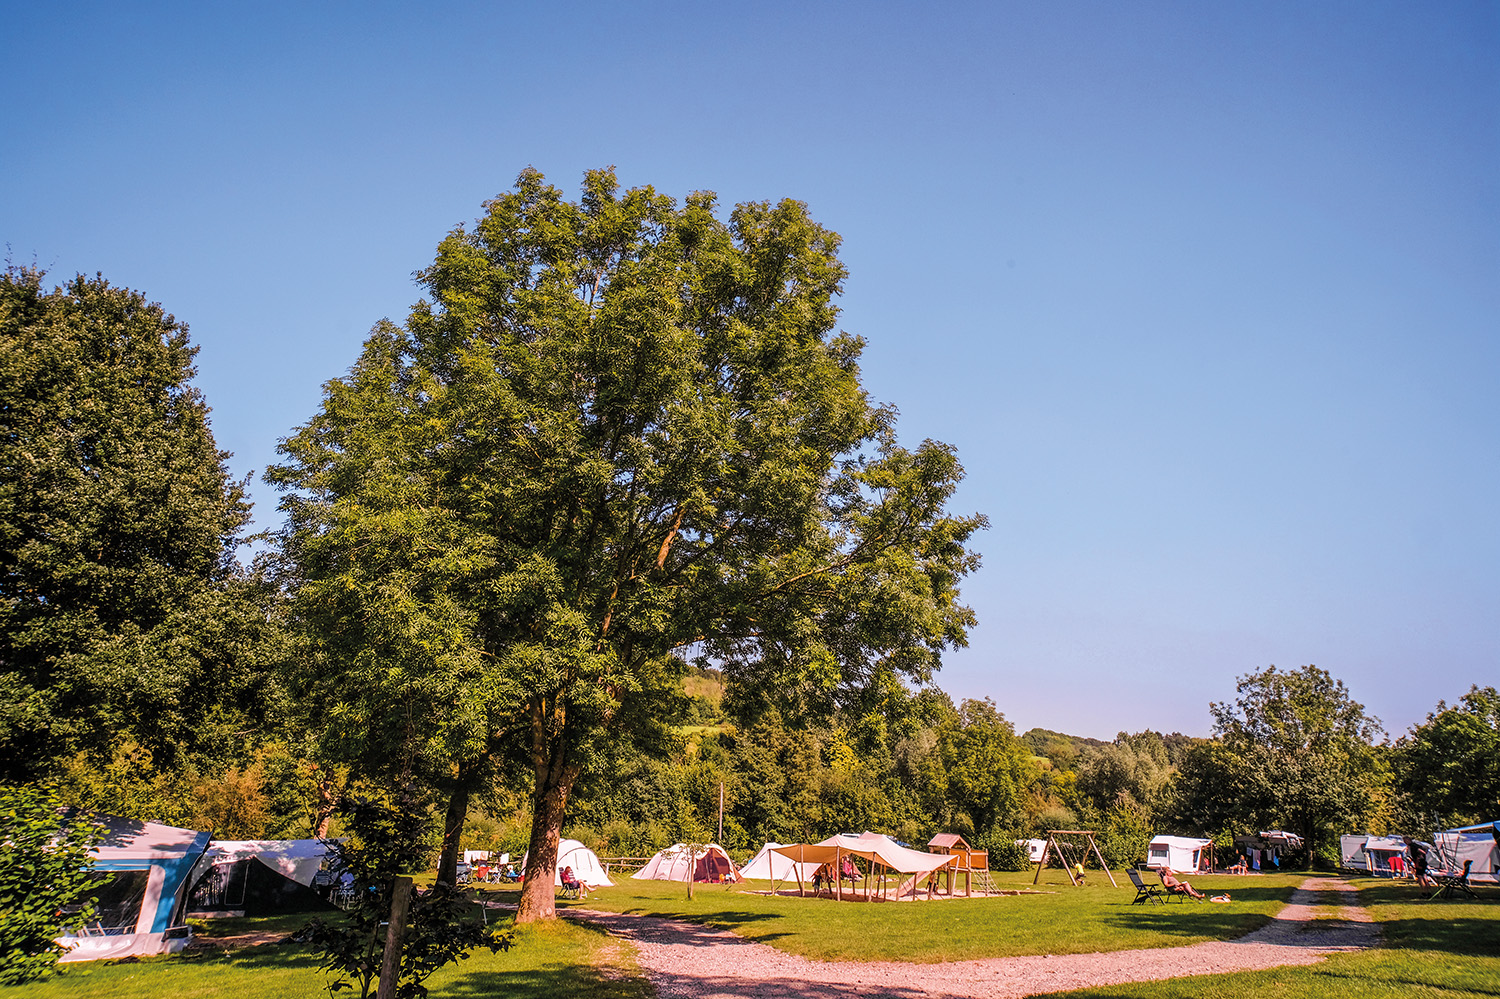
[1031,829,1118,887]
[926,833,997,896]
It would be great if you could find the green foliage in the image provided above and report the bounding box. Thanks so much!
[1175,665,1384,866]
[984,837,1031,872]
[304,785,508,999]
[267,168,986,918]
[0,784,104,984]
[0,266,285,792]
[1395,685,1500,828]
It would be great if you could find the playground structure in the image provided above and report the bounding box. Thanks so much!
[1031,829,1117,887]
[926,833,997,897]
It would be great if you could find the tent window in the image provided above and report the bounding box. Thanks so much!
[92,871,151,932]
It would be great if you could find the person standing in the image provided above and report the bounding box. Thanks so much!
[1404,836,1432,889]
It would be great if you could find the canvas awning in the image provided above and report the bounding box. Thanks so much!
[197,839,334,887]
[773,832,958,877]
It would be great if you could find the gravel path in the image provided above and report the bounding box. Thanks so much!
[568,877,1378,998]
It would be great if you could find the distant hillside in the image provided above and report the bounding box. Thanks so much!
[1021,726,1205,768]
[681,666,725,726]
[1021,727,1108,758]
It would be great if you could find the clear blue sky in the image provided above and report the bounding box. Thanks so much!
[5,1,1496,741]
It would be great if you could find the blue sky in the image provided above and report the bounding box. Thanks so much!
[5,1,1496,740]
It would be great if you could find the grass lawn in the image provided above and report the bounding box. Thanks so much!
[555,869,1304,962]
[7,918,649,999]
[1042,876,1500,999]
[30,870,1451,998]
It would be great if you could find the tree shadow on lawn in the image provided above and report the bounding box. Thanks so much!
[1376,917,1500,957]
[580,907,789,943]
[173,942,324,972]
[1356,880,1500,907]
[1097,907,1276,944]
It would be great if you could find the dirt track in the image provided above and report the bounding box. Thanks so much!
[569,877,1377,998]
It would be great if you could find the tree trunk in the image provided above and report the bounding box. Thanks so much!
[436,775,473,885]
[312,769,338,838]
[516,728,581,924]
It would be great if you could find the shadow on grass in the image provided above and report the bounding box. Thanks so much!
[1097,908,1274,943]
[1356,880,1500,907]
[583,907,789,944]
[177,943,324,972]
[1377,917,1500,957]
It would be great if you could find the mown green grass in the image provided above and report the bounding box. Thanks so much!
[7,917,648,999]
[567,869,1303,962]
[1043,876,1500,999]
[31,871,1478,998]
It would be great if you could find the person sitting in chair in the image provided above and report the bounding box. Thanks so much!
[560,865,588,899]
[1158,868,1206,899]
[1225,853,1249,875]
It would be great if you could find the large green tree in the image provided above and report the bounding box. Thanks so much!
[0,269,275,784]
[1396,685,1500,828]
[269,168,985,921]
[1195,664,1384,866]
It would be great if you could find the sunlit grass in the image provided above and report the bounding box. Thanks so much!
[567,869,1303,962]
[7,911,647,999]
[1042,875,1500,998]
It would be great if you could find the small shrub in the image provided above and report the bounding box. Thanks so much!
[303,784,508,999]
[987,838,1031,872]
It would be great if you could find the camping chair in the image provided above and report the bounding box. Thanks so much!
[1127,868,1166,905]
[1157,870,1204,903]
[558,879,581,900]
[1428,861,1478,901]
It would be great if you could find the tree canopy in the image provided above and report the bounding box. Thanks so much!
[0,269,277,784]
[1396,685,1500,828]
[1186,664,1384,866]
[268,168,986,920]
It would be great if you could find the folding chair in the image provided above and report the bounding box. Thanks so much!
[1428,861,1478,901]
[1127,868,1166,905]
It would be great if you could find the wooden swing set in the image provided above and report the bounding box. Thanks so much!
[1031,829,1118,887]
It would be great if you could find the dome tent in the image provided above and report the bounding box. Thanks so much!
[632,843,739,882]
[522,839,614,888]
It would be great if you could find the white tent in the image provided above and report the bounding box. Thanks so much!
[632,843,739,883]
[1146,835,1213,872]
[522,839,614,887]
[58,817,211,962]
[1432,824,1498,885]
[740,842,819,882]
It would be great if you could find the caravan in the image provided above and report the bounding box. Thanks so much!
[1146,835,1213,872]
